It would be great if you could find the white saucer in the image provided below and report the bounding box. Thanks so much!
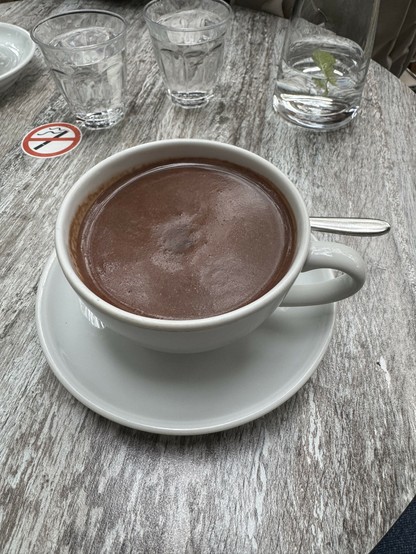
[0,23,36,93]
[36,253,336,435]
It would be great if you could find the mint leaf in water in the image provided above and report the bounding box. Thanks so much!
[313,77,328,93]
[312,49,337,94]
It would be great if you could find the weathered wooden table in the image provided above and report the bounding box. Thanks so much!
[1,1,415,552]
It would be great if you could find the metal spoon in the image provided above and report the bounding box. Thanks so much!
[310,217,390,236]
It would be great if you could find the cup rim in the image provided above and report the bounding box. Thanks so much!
[143,0,233,32]
[55,139,310,332]
[31,9,127,50]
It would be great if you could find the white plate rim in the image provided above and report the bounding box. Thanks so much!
[0,22,36,83]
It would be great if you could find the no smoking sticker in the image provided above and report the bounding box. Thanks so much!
[21,122,82,158]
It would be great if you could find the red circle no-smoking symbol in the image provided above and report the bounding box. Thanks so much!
[21,122,82,158]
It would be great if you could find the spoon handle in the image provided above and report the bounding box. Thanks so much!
[310,217,391,236]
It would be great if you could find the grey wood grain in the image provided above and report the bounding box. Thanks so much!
[1,1,415,553]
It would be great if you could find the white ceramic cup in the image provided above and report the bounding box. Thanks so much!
[55,139,366,353]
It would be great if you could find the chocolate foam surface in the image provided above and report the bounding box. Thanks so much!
[75,159,296,319]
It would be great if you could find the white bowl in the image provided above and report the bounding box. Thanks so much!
[0,23,36,93]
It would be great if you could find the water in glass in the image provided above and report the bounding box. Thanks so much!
[150,9,227,108]
[274,36,367,130]
[50,27,126,128]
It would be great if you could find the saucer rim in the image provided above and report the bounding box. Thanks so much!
[36,252,337,435]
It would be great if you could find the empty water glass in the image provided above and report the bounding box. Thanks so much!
[273,0,380,131]
[144,0,232,108]
[31,10,127,129]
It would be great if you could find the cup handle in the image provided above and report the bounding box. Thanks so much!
[281,240,366,307]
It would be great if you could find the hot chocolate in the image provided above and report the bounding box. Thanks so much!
[71,159,296,320]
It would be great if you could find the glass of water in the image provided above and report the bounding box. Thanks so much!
[144,0,232,108]
[273,0,380,131]
[31,10,127,129]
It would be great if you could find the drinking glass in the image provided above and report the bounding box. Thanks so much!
[144,0,232,108]
[273,0,380,130]
[31,10,127,129]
